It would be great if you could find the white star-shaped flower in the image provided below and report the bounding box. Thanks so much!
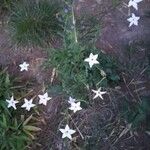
[21,98,35,111]
[84,53,99,68]
[38,92,52,106]
[59,124,76,140]
[128,0,143,10]
[19,62,29,71]
[69,102,82,113]
[68,97,76,104]
[92,88,106,99]
[6,96,19,110]
[127,13,140,27]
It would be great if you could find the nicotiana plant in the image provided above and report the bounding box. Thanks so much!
[46,0,120,102]
[49,0,143,141]
[46,1,119,141]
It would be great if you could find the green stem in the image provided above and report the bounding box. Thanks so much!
[71,6,78,43]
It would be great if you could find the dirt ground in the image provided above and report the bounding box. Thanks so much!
[0,0,150,150]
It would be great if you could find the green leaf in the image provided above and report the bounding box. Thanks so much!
[23,115,33,126]
[2,114,7,127]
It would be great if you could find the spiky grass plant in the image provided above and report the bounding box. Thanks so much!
[9,0,64,46]
[0,68,41,150]
[0,0,12,10]
[0,0,20,16]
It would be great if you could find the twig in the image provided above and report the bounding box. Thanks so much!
[69,114,84,139]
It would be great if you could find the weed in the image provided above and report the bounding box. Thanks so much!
[46,3,120,101]
[120,96,150,130]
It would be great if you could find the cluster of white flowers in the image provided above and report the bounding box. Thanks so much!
[59,97,82,140]
[127,0,143,27]
[68,97,82,113]
[84,53,107,99]
[59,53,107,140]
[6,92,52,111]
[6,62,52,111]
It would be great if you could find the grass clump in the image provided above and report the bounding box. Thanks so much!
[0,0,13,10]
[9,0,64,47]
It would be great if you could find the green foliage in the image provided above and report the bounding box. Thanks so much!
[46,2,120,101]
[0,0,20,12]
[0,68,12,113]
[0,69,11,96]
[0,69,39,150]
[47,33,119,101]
[120,96,150,129]
[0,0,12,10]
[0,114,28,150]
[8,0,64,46]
